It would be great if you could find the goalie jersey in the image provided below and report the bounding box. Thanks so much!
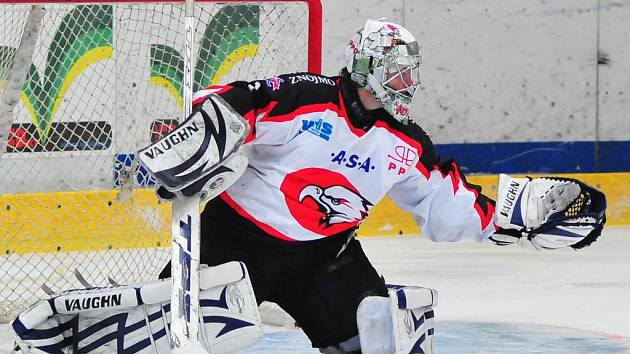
[193,71,496,243]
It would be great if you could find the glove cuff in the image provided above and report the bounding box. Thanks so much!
[495,174,530,229]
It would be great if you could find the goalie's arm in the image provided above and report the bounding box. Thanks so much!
[387,152,607,250]
[137,75,306,201]
[137,92,251,202]
[192,74,331,147]
[388,154,497,243]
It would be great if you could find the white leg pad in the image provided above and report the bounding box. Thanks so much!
[198,262,264,354]
[357,286,437,354]
[357,296,394,354]
[390,286,437,354]
[10,262,263,354]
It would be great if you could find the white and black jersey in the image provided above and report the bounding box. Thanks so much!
[193,70,496,243]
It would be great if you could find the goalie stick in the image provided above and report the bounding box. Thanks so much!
[144,3,251,350]
[169,0,202,350]
[170,195,203,351]
[138,90,250,352]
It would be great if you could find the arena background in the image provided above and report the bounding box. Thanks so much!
[315,0,630,235]
[0,0,628,249]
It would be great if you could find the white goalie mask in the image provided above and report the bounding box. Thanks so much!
[345,19,421,123]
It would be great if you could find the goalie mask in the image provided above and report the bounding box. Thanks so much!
[345,19,421,123]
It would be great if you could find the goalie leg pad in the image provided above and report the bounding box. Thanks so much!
[357,286,437,354]
[11,287,172,353]
[356,296,393,354]
[11,262,263,354]
[197,261,263,354]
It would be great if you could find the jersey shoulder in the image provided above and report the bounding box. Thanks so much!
[381,115,439,168]
[251,72,341,117]
[385,116,434,149]
[274,72,340,102]
[202,73,340,117]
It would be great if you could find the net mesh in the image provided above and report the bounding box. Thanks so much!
[0,1,312,321]
[565,192,587,217]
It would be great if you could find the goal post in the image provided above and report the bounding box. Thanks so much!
[0,0,322,322]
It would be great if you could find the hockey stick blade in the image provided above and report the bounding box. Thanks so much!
[107,276,120,286]
[74,269,93,288]
[40,283,56,296]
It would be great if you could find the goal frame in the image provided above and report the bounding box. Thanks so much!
[0,0,322,73]
[0,0,322,156]
[0,0,322,326]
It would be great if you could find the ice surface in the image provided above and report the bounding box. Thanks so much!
[1,227,628,353]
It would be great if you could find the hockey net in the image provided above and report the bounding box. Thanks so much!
[0,0,321,321]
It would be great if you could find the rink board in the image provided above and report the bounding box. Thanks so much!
[1,172,628,254]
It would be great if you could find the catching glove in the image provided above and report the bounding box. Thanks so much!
[491,174,606,250]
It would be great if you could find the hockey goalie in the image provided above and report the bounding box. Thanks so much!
[11,19,606,354]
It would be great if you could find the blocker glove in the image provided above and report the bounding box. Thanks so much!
[137,94,250,203]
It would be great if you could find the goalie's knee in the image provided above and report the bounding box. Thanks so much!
[357,286,438,354]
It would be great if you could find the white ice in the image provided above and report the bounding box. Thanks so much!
[1,227,629,353]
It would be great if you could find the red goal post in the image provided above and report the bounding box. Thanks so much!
[0,0,321,322]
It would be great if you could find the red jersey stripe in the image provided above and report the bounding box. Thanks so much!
[260,102,340,123]
[220,192,298,242]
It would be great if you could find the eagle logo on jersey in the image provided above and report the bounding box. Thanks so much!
[299,185,372,226]
[280,168,373,236]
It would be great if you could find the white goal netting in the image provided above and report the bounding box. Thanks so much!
[0,0,319,321]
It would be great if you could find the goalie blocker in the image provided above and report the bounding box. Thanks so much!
[492,174,607,250]
[10,262,262,354]
[137,93,250,202]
